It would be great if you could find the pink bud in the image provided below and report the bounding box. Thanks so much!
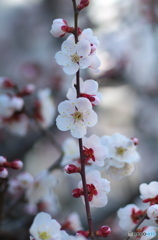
[131,137,139,145]
[11,160,23,169]
[72,188,83,198]
[20,84,35,96]
[50,19,69,37]
[77,230,90,238]
[0,77,15,88]
[0,167,8,178]
[64,164,81,174]
[77,0,90,11]
[96,225,111,237]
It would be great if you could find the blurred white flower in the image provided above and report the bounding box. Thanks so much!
[139,181,158,200]
[117,204,140,231]
[140,226,158,240]
[56,98,98,138]
[147,205,158,220]
[61,138,79,166]
[78,170,110,208]
[62,212,83,232]
[35,88,55,129]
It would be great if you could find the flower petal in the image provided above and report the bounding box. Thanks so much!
[83,80,98,94]
[58,100,75,114]
[55,51,71,66]
[83,109,98,127]
[79,56,92,69]
[63,62,79,75]
[75,97,92,112]
[61,40,76,55]
[77,39,91,57]
[70,121,87,138]
[56,115,74,131]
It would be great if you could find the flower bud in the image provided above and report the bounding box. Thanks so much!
[0,77,15,88]
[20,84,35,96]
[77,0,90,11]
[64,164,81,174]
[0,156,7,164]
[11,160,23,169]
[50,19,70,37]
[131,137,139,145]
[77,230,90,238]
[72,188,83,198]
[95,225,111,237]
[0,167,8,178]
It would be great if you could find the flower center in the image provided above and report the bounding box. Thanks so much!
[87,184,98,201]
[73,111,83,121]
[116,147,126,156]
[38,232,51,240]
[83,146,95,163]
[71,54,80,63]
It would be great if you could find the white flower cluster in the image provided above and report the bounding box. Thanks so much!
[117,181,158,239]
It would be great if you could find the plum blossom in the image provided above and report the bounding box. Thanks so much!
[62,212,83,232]
[139,181,158,201]
[0,94,24,118]
[29,212,63,240]
[2,113,29,136]
[26,170,58,204]
[55,39,92,75]
[101,133,140,180]
[147,205,158,220]
[35,88,55,129]
[56,98,98,138]
[117,204,141,230]
[61,138,79,166]
[0,168,8,178]
[67,78,102,106]
[82,134,108,167]
[16,172,34,189]
[78,170,110,208]
[50,19,69,37]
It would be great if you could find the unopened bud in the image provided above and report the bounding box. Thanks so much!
[0,156,7,164]
[0,167,8,178]
[131,137,139,145]
[11,160,23,169]
[72,188,83,198]
[20,84,35,96]
[77,230,90,238]
[0,77,15,88]
[50,19,69,37]
[77,0,90,11]
[64,164,81,174]
[95,225,111,237]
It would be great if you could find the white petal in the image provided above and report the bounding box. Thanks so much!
[66,88,76,100]
[55,51,71,66]
[63,62,79,75]
[75,97,92,112]
[61,40,76,55]
[58,100,75,114]
[83,80,98,94]
[77,39,91,56]
[56,115,74,131]
[79,56,92,69]
[83,109,98,127]
[70,121,87,138]
[89,55,101,69]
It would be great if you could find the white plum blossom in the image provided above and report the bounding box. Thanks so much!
[139,181,158,200]
[4,114,29,136]
[117,204,140,231]
[140,226,158,240]
[78,170,110,208]
[147,205,158,220]
[0,94,24,118]
[50,19,68,37]
[61,138,79,166]
[36,88,55,129]
[16,172,34,189]
[56,98,98,138]
[63,212,83,232]
[101,133,140,180]
[26,170,58,204]
[29,212,62,240]
[67,78,102,106]
[82,134,108,167]
[55,39,92,75]
[0,168,8,178]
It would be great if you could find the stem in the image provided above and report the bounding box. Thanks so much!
[72,0,95,239]
[125,213,147,240]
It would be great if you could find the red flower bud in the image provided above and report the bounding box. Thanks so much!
[131,137,139,145]
[95,225,111,237]
[11,160,23,170]
[77,0,90,11]
[64,164,81,174]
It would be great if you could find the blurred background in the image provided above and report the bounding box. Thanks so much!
[0,0,158,239]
